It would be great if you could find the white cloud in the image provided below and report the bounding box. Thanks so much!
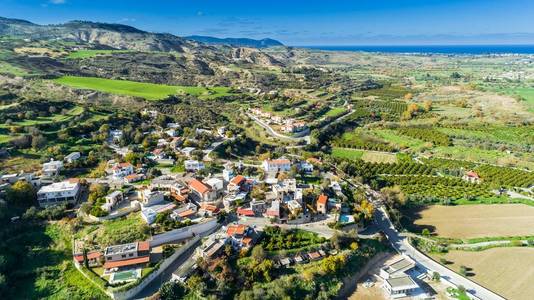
[50,0,66,4]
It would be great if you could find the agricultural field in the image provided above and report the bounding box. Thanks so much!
[52,76,233,100]
[0,106,84,128]
[412,204,534,238]
[66,49,134,59]
[432,248,534,300]
[332,147,398,163]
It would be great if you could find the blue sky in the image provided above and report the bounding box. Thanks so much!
[1,0,534,45]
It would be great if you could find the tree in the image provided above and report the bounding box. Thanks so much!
[459,265,467,276]
[159,281,186,300]
[31,135,47,149]
[251,245,265,262]
[350,242,359,250]
[6,181,36,207]
[422,228,431,236]
[432,271,440,281]
[423,100,433,112]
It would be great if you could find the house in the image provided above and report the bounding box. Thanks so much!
[287,199,302,215]
[236,207,255,217]
[109,129,123,143]
[223,192,248,210]
[316,194,328,214]
[73,250,102,267]
[151,148,166,160]
[184,160,204,172]
[140,208,158,224]
[101,190,123,212]
[170,203,198,221]
[226,224,256,249]
[307,251,322,261]
[42,159,64,177]
[463,170,481,184]
[383,276,419,299]
[124,173,145,184]
[298,161,314,173]
[103,241,150,271]
[379,257,416,279]
[1,172,41,188]
[198,236,226,260]
[181,147,196,157]
[165,128,178,137]
[250,199,267,214]
[64,152,81,163]
[262,158,291,172]
[198,203,220,217]
[205,178,224,197]
[139,189,165,207]
[112,162,134,178]
[189,179,216,202]
[37,180,81,207]
[265,200,280,219]
[227,175,246,193]
[222,162,235,182]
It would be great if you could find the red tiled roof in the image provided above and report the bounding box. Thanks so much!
[227,224,246,236]
[237,207,255,217]
[317,194,328,205]
[308,252,321,260]
[138,241,150,252]
[466,171,480,178]
[265,209,279,217]
[171,193,186,202]
[189,179,210,194]
[73,251,101,262]
[268,159,290,165]
[103,255,150,269]
[242,237,253,246]
[200,203,220,213]
[119,162,132,168]
[152,149,163,155]
[230,175,246,186]
[177,209,196,218]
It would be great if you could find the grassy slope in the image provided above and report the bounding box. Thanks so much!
[66,49,133,59]
[53,76,232,100]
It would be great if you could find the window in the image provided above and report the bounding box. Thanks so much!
[121,254,126,258]
[129,253,134,257]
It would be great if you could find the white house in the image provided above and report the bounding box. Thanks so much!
[37,180,80,207]
[184,160,204,172]
[181,147,196,157]
[170,203,198,221]
[262,158,291,172]
[298,161,314,173]
[205,177,224,196]
[139,189,165,207]
[64,152,81,163]
[109,129,123,142]
[112,162,134,178]
[383,276,419,299]
[42,160,64,177]
[101,190,123,212]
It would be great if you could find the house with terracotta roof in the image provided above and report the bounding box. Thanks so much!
[227,175,247,193]
[170,203,198,221]
[265,200,280,219]
[189,179,217,202]
[198,203,220,216]
[236,207,255,217]
[73,250,102,267]
[316,194,328,214]
[462,170,481,184]
[111,162,134,178]
[226,224,256,249]
[262,158,291,172]
[103,241,151,271]
[124,173,145,184]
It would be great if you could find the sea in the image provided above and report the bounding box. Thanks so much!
[302,45,534,55]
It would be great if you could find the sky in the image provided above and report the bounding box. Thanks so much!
[1,0,534,45]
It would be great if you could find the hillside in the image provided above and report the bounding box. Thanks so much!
[185,35,283,48]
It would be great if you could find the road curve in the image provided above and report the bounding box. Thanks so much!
[374,207,505,300]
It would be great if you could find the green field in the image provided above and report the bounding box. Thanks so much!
[325,106,347,117]
[501,87,534,112]
[0,106,84,128]
[53,76,233,100]
[332,147,364,160]
[0,134,13,144]
[66,49,133,59]
[371,129,427,150]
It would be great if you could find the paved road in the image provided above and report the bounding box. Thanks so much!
[374,207,505,300]
[326,161,505,300]
[247,113,310,144]
[133,239,200,299]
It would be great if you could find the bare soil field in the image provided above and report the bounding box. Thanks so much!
[432,248,534,300]
[413,204,534,238]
